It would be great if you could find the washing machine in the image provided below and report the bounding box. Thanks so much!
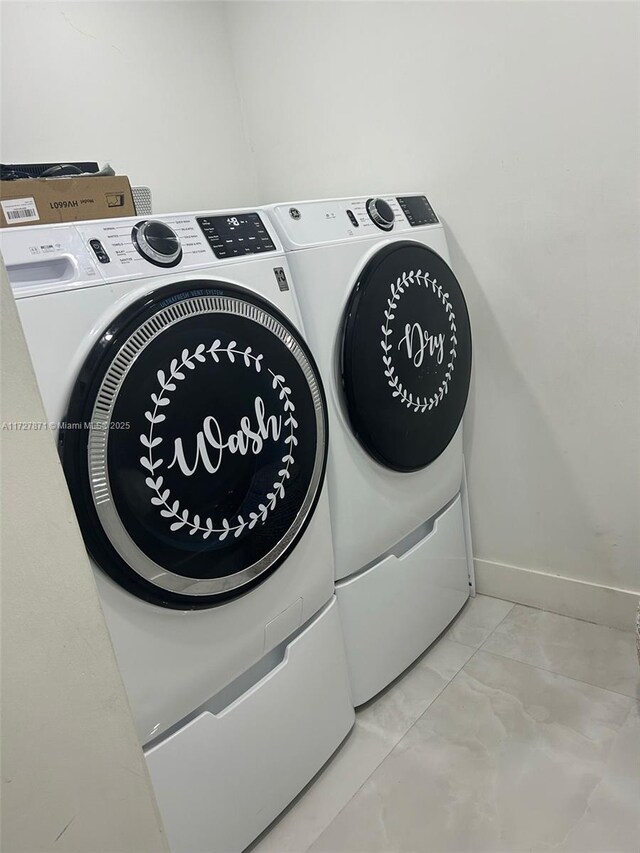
[266,194,475,705]
[0,209,354,853]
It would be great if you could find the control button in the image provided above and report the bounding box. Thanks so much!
[89,238,110,264]
[132,220,182,267]
[346,210,359,227]
[366,198,395,231]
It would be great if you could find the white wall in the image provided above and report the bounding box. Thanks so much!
[1,260,170,853]
[225,1,640,613]
[0,1,258,212]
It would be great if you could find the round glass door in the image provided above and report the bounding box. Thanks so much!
[341,241,472,472]
[61,281,328,608]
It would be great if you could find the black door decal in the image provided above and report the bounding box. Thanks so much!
[341,242,471,472]
[60,281,327,609]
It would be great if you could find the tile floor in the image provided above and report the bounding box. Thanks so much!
[251,595,640,853]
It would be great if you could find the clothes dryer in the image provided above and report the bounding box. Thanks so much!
[267,194,474,704]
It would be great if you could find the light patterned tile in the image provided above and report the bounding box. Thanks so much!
[357,639,475,745]
[310,651,634,853]
[445,593,514,648]
[482,604,640,698]
[251,637,473,853]
[249,722,391,853]
[559,701,640,852]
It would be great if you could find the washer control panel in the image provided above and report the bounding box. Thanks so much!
[197,212,276,258]
[132,219,182,267]
[78,215,207,278]
[366,197,395,231]
[1,210,283,297]
[75,211,280,281]
[397,195,438,227]
[269,194,439,249]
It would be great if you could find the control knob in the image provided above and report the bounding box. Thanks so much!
[366,198,395,231]
[132,220,182,267]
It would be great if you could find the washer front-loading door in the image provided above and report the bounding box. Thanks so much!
[61,281,327,609]
[341,241,471,472]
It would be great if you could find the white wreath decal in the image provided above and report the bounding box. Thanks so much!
[139,341,297,541]
[380,269,457,413]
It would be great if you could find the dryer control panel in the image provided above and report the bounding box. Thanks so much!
[268,194,439,249]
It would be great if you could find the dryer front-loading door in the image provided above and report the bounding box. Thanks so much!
[61,281,327,609]
[341,241,471,472]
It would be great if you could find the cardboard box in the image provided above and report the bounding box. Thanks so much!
[0,175,136,227]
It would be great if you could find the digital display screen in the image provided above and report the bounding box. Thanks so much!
[197,213,276,259]
[397,196,438,227]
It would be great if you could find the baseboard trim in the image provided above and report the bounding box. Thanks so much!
[474,559,639,631]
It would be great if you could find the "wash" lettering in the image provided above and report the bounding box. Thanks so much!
[168,396,282,477]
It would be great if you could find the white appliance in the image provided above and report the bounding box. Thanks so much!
[266,194,474,705]
[1,210,354,853]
